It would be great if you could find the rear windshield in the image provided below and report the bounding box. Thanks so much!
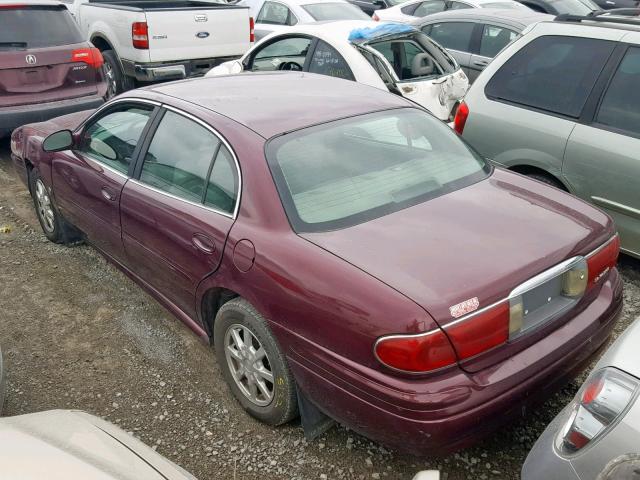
[302,2,371,19]
[266,108,490,232]
[0,6,83,50]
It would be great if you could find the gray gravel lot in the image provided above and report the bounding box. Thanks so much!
[0,140,638,480]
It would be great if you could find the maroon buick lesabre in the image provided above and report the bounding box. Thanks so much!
[10,73,622,454]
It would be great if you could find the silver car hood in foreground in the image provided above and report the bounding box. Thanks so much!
[0,410,197,480]
[595,315,640,378]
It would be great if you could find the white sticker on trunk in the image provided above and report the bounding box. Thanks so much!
[449,297,480,318]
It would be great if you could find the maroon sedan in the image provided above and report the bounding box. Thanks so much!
[0,1,107,138]
[10,73,622,454]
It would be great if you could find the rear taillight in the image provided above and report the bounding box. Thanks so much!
[132,21,149,49]
[586,235,620,290]
[249,17,255,43]
[375,329,457,373]
[453,101,469,134]
[446,301,509,360]
[560,368,638,453]
[372,12,380,20]
[71,47,104,69]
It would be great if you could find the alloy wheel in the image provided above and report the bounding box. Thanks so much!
[224,324,274,406]
[104,62,117,99]
[35,179,55,233]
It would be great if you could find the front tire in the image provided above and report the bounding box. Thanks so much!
[214,298,298,425]
[29,170,78,244]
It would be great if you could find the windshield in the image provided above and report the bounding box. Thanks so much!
[302,2,371,20]
[266,108,489,232]
[0,6,83,49]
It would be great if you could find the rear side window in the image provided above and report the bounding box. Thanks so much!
[0,6,83,49]
[479,24,518,58]
[257,1,298,25]
[140,111,221,203]
[308,40,355,81]
[485,36,615,118]
[596,47,640,136]
[205,145,239,214]
[427,22,475,53]
[411,0,446,16]
[302,2,370,20]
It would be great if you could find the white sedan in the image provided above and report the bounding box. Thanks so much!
[373,0,529,22]
[207,21,469,121]
[241,0,372,41]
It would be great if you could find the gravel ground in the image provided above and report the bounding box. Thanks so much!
[0,140,639,480]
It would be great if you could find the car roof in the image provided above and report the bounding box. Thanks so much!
[0,0,64,5]
[140,72,413,139]
[411,7,553,26]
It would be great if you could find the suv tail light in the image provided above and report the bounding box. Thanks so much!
[453,101,469,134]
[375,329,457,373]
[132,21,149,49]
[560,368,638,453]
[586,235,620,290]
[249,17,255,43]
[71,47,104,69]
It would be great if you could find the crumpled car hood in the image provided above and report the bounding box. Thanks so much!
[0,410,196,480]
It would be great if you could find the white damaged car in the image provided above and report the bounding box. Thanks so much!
[207,21,469,121]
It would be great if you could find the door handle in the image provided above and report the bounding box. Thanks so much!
[473,60,489,67]
[192,233,216,255]
[101,187,116,201]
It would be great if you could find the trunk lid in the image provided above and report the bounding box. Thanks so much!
[302,169,614,370]
[0,5,96,108]
[145,5,250,62]
[0,44,98,108]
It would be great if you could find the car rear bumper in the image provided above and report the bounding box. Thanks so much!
[0,95,104,137]
[277,269,623,455]
[122,56,241,82]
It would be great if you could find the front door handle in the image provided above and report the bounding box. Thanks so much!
[101,187,116,201]
[192,233,216,255]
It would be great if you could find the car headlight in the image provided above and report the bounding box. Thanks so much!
[557,367,639,454]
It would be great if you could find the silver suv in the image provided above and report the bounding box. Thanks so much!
[456,13,640,259]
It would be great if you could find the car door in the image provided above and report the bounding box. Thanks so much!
[254,0,299,42]
[51,101,157,262]
[422,21,475,77]
[245,35,313,72]
[120,107,240,318]
[563,46,640,257]
[468,23,519,82]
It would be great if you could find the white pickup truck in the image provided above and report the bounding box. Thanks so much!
[68,0,253,97]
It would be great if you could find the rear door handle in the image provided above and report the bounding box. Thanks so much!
[473,60,489,67]
[101,187,116,201]
[192,233,216,255]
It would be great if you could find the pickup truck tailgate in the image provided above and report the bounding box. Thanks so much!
[145,6,250,62]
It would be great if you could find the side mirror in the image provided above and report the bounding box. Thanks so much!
[43,130,73,152]
[228,59,244,74]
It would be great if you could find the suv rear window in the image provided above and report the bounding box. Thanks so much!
[0,6,83,49]
[485,35,615,118]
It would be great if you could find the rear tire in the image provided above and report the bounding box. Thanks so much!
[102,49,132,99]
[527,172,566,191]
[29,170,80,244]
[214,298,298,426]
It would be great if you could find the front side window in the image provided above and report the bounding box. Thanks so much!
[427,22,475,53]
[250,36,312,71]
[266,108,489,232]
[369,39,443,80]
[479,24,518,58]
[308,40,355,80]
[139,111,220,203]
[485,35,615,118]
[256,1,297,25]
[413,0,447,15]
[302,2,370,20]
[596,47,640,136]
[78,105,153,174]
